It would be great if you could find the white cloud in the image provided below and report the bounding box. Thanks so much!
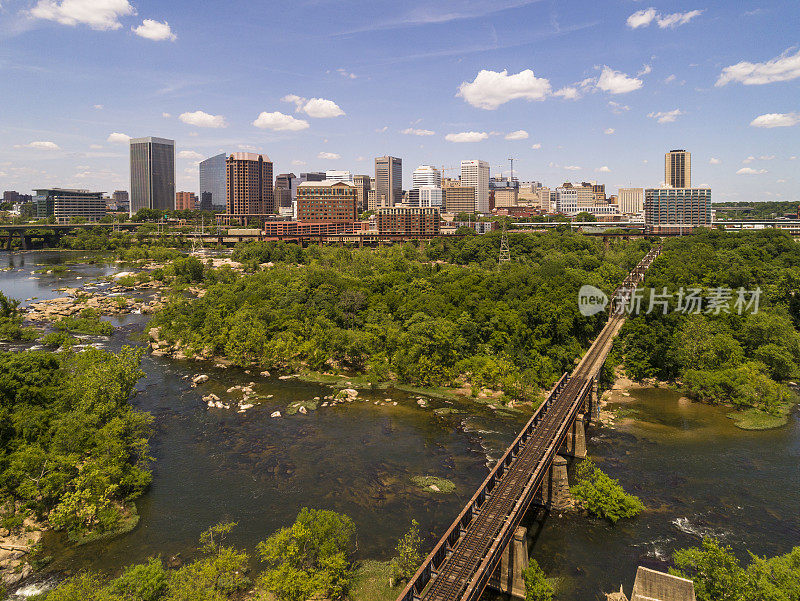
[457,69,551,110]
[777,179,787,183]
[604,128,615,135]
[132,19,176,41]
[162,112,171,118]
[291,159,307,166]
[637,64,653,76]
[253,111,309,131]
[627,7,702,29]
[554,86,580,100]
[178,150,203,160]
[531,143,542,150]
[375,126,388,133]
[89,144,103,150]
[595,166,612,173]
[179,110,227,128]
[709,157,722,164]
[737,167,768,175]
[759,155,777,160]
[648,109,683,123]
[596,66,643,94]
[93,104,103,110]
[336,68,357,79]
[15,141,60,150]
[564,165,582,171]
[505,130,529,140]
[29,0,135,30]
[106,132,131,144]
[445,131,489,143]
[627,7,657,28]
[609,101,630,114]
[318,152,341,160]
[742,156,755,164]
[238,144,258,151]
[657,10,703,28]
[282,95,345,118]
[401,127,435,136]
[717,49,800,86]
[749,112,800,128]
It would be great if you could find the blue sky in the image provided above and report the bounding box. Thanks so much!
[1,0,798,202]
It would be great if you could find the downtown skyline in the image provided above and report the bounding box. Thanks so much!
[0,0,798,202]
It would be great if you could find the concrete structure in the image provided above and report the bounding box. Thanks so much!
[34,188,106,224]
[263,220,356,239]
[375,156,402,207]
[225,152,274,221]
[175,191,197,211]
[665,149,691,188]
[645,188,711,227]
[112,190,128,205]
[562,414,587,458]
[297,180,357,222]
[461,160,490,213]
[488,526,528,599]
[325,170,353,183]
[413,165,442,189]
[611,567,696,601]
[353,174,371,212]
[129,137,175,215]
[619,188,644,215]
[367,189,378,212]
[199,153,226,210]
[377,207,440,237]
[443,185,476,214]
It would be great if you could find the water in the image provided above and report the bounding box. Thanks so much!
[2,251,798,600]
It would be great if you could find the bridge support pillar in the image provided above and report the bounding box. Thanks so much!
[488,525,528,599]
[591,379,601,423]
[536,455,572,510]
[561,414,587,459]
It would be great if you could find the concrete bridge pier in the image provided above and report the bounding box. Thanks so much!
[488,525,528,599]
[590,379,601,423]
[561,414,587,459]
[536,455,572,510]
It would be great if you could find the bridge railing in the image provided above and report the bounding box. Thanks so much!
[395,372,570,601]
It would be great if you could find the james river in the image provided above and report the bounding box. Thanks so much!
[2,251,799,600]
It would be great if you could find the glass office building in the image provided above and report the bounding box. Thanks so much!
[199,153,226,210]
[130,137,175,215]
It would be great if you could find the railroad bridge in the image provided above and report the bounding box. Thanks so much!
[396,246,662,601]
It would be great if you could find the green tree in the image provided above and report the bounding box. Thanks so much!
[523,559,554,601]
[390,520,423,584]
[672,539,750,601]
[570,460,644,523]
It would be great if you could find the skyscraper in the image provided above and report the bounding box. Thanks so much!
[412,165,442,189]
[375,156,402,207]
[618,188,644,214]
[645,187,711,226]
[460,160,490,213]
[199,153,226,210]
[353,175,371,212]
[665,150,691,188]
[226,152,274,219]
[129,137,175,215]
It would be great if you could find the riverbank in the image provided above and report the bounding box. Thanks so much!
[601,368,797,430]
[0,516,45,590]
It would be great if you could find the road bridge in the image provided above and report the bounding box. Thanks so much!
[396,246,662,601]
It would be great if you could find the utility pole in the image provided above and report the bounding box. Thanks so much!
[508,158,515,183]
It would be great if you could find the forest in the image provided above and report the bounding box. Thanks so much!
[150,232,652,396]
[617,229,800,426]
[0,347,152,540]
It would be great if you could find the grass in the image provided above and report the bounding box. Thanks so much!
[72,504,139,546]
[297,370,383,389]
[411,476,456,494]
[727,407,789,430]
[286,400,319,415]
[433,407,465,416]
[351,560,399,601]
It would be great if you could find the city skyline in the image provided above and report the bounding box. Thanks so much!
[0,0,798,202]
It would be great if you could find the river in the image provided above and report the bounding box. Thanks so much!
[2,250,798,601]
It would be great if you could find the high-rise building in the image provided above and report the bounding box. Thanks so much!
[353,175,371,213]
[199,153,226,211]
[175,191,197,211]
[665,150,691,188]
[442,186,476,214]
[112,190,129,206]
[367,189,378,211]
[129,137,175,215]
[301,172,326,182]
[375,156,402,208]
[3,191,20,203]
[460,160,490,213]
[412,165,442,189]
[618,188,644,215]
[418,186,443,209]
[296,180,357,222]
[34,188,106,223]
[325,170,353,183]
[645,187,711,226]
[377,207,440,237]
[226,152,274,219]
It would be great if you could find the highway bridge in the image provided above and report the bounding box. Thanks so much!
[396,246,662,601]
